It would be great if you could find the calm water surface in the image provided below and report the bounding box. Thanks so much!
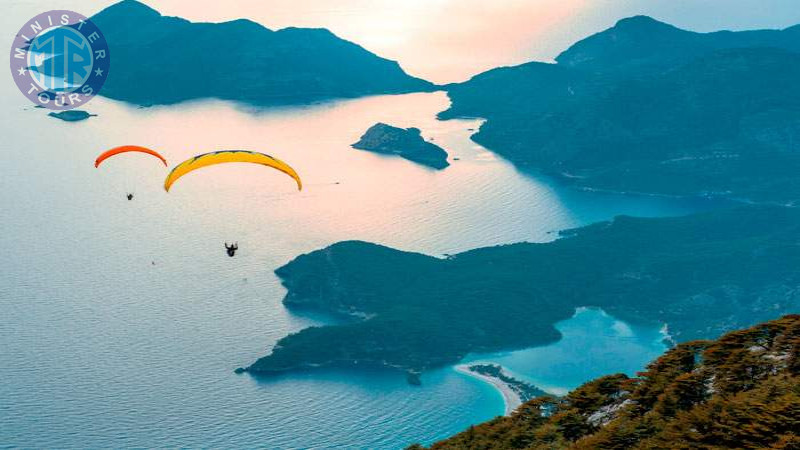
[465,307,669,397]
[0,32,724,444]
[0,88,719,448]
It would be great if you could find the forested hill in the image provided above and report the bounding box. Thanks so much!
[89,0,434,106]
[241,205,800,376]
[419,314,800,449]
[556,15,800,73]
[441,17,800,204]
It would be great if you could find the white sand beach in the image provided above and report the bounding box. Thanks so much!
[454,364,522,416]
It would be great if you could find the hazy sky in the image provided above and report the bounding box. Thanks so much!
[10,0,800,83]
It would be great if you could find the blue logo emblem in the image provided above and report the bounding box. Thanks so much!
[9,10,110,110]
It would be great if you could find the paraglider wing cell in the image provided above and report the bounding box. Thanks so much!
[163,150,302,192]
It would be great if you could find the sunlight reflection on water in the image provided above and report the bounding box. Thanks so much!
[1,87,721,447]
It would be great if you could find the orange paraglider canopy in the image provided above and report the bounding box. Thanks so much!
[95,145,168,168]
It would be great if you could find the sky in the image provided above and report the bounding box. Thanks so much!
[9,0,800,83]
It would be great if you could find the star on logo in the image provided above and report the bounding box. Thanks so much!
[94,67,104,77]
[17,67,27,76]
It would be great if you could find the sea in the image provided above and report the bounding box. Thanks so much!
[2,4,725,448]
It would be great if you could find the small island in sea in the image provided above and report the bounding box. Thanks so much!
[352,123,450,169]
[239,205,800,378]
[456,364,548,415]
[47,111,96,122]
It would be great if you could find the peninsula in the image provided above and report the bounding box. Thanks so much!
[241,205,800,376]
[456,364,548,415]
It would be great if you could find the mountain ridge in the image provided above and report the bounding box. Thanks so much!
[89,0,435,107]
[442,17,800,204]
[556,15,800,72]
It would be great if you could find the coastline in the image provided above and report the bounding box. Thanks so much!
[454,364,521,416]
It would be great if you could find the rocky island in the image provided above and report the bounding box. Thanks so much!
[441,17,800,204]
[240,205,800,377]
[352,123,449,169]
[47,111,96,122]
[420,315,800,449]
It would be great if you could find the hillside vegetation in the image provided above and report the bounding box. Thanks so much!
[243,206,800,376]
[442,17,800,204]
[89,1,434,106]
[421,314,800,449]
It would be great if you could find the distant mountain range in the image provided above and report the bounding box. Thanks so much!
[241,205,800,377]
[420,314,800,449]
[557,15,800,72]
[89,0,434,106]
[89,4,800,205]
[441,17,800,204]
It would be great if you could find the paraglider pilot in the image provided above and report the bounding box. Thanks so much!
[225,242,238,257]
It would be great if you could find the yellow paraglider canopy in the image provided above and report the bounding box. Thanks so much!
[164,150,302,192]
